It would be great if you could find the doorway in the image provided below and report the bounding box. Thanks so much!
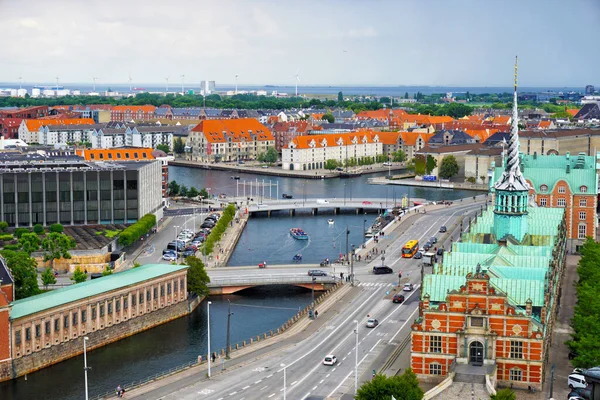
[469,341,484,366]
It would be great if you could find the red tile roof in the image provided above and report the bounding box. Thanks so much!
[192,118,274,143]
[24,118,96,132]
[285,131,380,149]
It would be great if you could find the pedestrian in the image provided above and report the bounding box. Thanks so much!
[340,272,344,280]
[116,385,124,398]
[315,310,318,318]
[211,352,216,363]
[358,255,361,262]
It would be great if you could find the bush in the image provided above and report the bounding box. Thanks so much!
[118,214,157,247]
[0,221,8,232]
[466,177,476,184]
[3,244,20,250]
[14,228,30,238]
[200,204,236,256]
[0,234,13,241]
[33,224,45,235]
[49,223,64,233]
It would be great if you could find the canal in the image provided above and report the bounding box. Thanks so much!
[0,167,475,400]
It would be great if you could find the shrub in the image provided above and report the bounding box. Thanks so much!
[33,224,45,235]
[200,204,236,256]
[0,221,8,232]
[118,214,157,247]
[466,177,476,184]
[14,228,30,238]
[49,223,64,233]
[3,244,20,250]
[0,234,14,241]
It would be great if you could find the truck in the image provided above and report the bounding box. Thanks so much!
[423,251,437,266]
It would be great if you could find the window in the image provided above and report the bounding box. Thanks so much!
[54,318,60,332]
[558,186,566,194]
[539,198,547,207]
[154,287,158,299]
[134,152,139,158]
[117,153,122,159]
[64,315,69,329]
[557,198,566,207]
[99,154,104,159]
[429,363,442,375]
[82,310,87,323]
[148,290,152,301]
[579,223,587,239]
[26,327,31,341]
[167,283,172,295]
[429,335,442,353]
[132,294,137,306]
[45,321,51,334]
[124,297,128,309]
[580,198,587,207]
[72,312,78,326]
[108,302,113,314]
[100,304,105,317]
[125,153,130,159]
[92,307,97,320]
[15,331,21,345]
[580,186,588,193]
[180,279,184,290]
[540,184,548,192]
[510,341,523,359]
[160,285,165,297]
[116,299,121,312]
[580,211,587,220]
[108,153,113,159]
[174,281,178,292]
[509,368,522,381]
[90,154,95,159]
[35,324,41,338]
[141,292,146,303]
[470,317,484,327]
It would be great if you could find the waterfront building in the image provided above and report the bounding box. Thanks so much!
[0,118,23,139]
[89,125,178,150]
[0,263,190,382]
[282,132,382,171]
[376,131,433,160]
[18,119,96,144]
[411,58,567,392]
[518,128,600,156]
[37,124,102,145]
[110,105,157,122]
[272,121,313,152]
[0,153,163,227]
[187,118,275,162]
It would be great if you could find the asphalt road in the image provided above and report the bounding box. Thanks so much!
[127,200,485,400]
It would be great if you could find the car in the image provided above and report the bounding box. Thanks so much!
[183,248,196,257]
[403,283,414,292]
[308,270,328,276]
[439,226,447,233]
[323,355,337,366]
[436,248,444,256]
[238,161,245,164]
[568,386,591,399]
[163,253,177,261]
[316,199,329,204]
[392,294,405,303]
[569,373,587,389]
[383,162,392,167]
[362,201,372,205]
[413,251,423,259]
[423,242,432,251]
[163,249,177,255]
[201,222,215,229]
[373,265,393,274]
[261,165,269,168]
[366,318,379,328]
[429,236,437,244]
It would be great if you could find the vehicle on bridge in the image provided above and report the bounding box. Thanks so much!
[292,254,302,262]
[290,228,309,240]
[402,240,419,258]
[308,269,327,276]
[403,283,414,291]
[282,193,293,199]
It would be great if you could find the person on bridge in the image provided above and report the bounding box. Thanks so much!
[314,310,318,318]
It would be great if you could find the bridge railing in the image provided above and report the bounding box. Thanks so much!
[208,275,336,287]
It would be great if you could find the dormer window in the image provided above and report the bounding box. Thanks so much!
[540,185,548,193]
[580,185,588,193]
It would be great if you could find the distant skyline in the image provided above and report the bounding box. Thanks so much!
[1,0,599,87]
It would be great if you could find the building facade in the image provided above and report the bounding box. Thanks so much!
[37,124,101,145]
[0,106,48,119]
[110,105,157,122]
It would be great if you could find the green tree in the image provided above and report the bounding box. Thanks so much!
[200,188,210,198]
[42,232,76,270]
[14,227,30,238]
[322,113,335,123]
[0,250,40,299]
[490,388,517,400]
[337,91,343,103]
[179,185,188,197]
[324,159,339,170]
[49,223,64,233]
[404,92,409,99]
[33,224,45,235]
[18,232,41,255]
[256,152,266,162]
[101,265,113,276]
[156,144,170,153]
[392,150,407,162]
[186,256,210,296]
[41,267,57,289]
[71,266,88,284]
[168,180,180,195]
[439,155,460,179]
[173,137,185,154]
[187,186,199,198]
[425,155,437,175]
[117,214,156,247]
[264,147,278,164]
[356,369,423,400]
[0,221,8,232]
[413,154,426,175]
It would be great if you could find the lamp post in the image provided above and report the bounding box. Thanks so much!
[281,363,287,400]
[311,276,316,317]
[363,218,367,248]
[353,320,359,394]
[345,225,349,270]
[174,225,180,263]
[226,300,233,359]
[207,300,212,378]
[83,336,90,400]
[351,244,355,286]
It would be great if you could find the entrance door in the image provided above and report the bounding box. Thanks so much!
[469,341,484,366]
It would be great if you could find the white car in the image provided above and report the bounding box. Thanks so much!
[162,253,177,261]
[323,355,337,366]
[568,373,587,389]
[383,162,392,166]
[403,283,414,292]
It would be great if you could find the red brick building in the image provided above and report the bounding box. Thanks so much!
[272,121,313,152]
[110,105,156,122]
[0,106,48,119]
[0,118,23,139]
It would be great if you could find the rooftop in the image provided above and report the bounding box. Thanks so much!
[10,264,188,320]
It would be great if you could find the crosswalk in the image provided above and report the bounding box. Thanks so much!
[357,282,396,288]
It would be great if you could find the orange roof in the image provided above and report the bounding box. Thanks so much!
[24,118,95,131]
[376,131,402,145]
[356,109,392,120]
[111,105,156,113]
[192,118,274,143]
[492,115,511,124]
[286,131,380,149]
[77,148,155,161]
[311,113,324,120]
[538,120,552,129]
[400,132,435,146]
[566,109,579,117]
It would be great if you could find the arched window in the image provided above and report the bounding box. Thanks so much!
[580,185,588,193]
[540,184,548,193]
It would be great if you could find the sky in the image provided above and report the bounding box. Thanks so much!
[1,0,599,87]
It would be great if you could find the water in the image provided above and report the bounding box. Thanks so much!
[0,288,312,400]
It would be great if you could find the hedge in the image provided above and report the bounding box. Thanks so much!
[0,234,14,241]
[118,214,157,247]
[200,204,236,256]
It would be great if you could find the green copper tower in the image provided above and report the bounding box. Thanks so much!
[493,56,530,242]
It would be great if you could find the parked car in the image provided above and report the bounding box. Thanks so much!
[163,253,177,261]
[429,236,437,244]
[373,265,393,274]
[366,318,379,328]
[439,226,447,233]
[362,201,372,205]
[569,373,587,389]
[413,251,423,260]
[392,294,405,303]
[436,248,444,256]
[568,386,591,399]
[323,355,337,366]
[308,270,328,276]
[183,248,196,257]
[423,242,432,251]
[403,283,414,292]
[201,222,215,229]
[383,162,392,166]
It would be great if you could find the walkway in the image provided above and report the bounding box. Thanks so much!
[431,382,489,400]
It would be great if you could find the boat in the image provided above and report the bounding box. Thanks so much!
[328,219,335,225]
[282,194,293,199]
[290,228,308,240]
[292,253,302,262]
[231,176,240,180]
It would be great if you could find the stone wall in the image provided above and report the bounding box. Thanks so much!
[9,298,196,380]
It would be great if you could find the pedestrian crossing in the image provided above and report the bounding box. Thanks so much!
[357,282,396,288]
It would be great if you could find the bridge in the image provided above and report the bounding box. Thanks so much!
[245,198,412,217]
[207,274,338,294]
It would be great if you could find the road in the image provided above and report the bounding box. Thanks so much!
[127,199,485,400]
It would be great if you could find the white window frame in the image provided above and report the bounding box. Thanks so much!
[509,340,523,359]
[539,198,547,207]
[540,184,548,193]
[558,186,566,194]
[510,368,523,381]
[579,211,586,221]
[557,198,566,207]
[580,198,587,207]
[429,335,442,353]
[429,363,442,375]
[580,186,588,193]
[578,223,587,239]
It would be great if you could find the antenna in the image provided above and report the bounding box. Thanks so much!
[295,69,300,97]
[180,74,185,95]
[235,74,238,94]
[128,73,132,92]
[165,76,169,93]
[92,77,98,92]
[55,76,59,91]
[18,77,23,90]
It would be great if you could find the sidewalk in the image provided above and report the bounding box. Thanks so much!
[204,210,248,269]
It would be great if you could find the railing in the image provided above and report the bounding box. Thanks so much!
[208,275,336,287]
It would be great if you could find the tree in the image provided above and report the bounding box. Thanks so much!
[33,224,45,235]
[324,159,339,170]
[71,266,88,284]
[186,256,210,296]
[413,155,426,176]
[490,388,517,400]
[439,155,460,179]
[41,267,57,289]
[156,144,170,153]
[0,221,8,232]
[101,265,113,276]
[173,137,185,154]
[14,227,30,238]
[49,223,64,233]
[179,185,188,197]
[264,147,278,164]
[18,232,41,255]
[392,150,407,163]
[356,369,423,400]
[337,91,343,103]
[187,186,199,198]
[426,155,438,175]
[168,180,180,196]
[42,232,76,270]
[0,250,40,299]
[200,188,210,199]
[256,152,266,162]
[322,113,335,123]
[117,214,156,247]
[404,92,409,99]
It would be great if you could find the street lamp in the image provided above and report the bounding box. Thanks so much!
[311,276,316,317]
[226,300,233,359]
[207,300,212,378]
[351,244,355,286]
[174,225,180,263]
[83,336,90,400]
[363,218,367,248]
[353,320,359,394]
[381,255,385,267]
[281,363,287,400]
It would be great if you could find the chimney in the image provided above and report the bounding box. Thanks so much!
[566,164,570,174]
[525,298,532,316]
[422,293,430,310]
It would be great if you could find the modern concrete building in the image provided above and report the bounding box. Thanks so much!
[0,263,190,382]
[0,154,163,227]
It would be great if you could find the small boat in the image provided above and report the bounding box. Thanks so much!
[290,228,308,240]
[328,219,335,225]
[282,194,293,199]
[231,176,240,180]
[292,253,302,262]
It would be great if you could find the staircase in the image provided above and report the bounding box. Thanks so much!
[432,382,489,400]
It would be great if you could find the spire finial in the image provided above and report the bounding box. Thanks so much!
[514,55,518,92]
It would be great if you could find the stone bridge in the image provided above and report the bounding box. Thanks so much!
[207,275,338,295]
[245,198,406,217]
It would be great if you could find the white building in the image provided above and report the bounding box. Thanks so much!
[282,132,383,171]
[90,126,177,150]
[37,124,100,145]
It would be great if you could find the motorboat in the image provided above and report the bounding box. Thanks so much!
[282,194,293,199]
[292,253,302,262]
[328,219,335,225]
[290,228,308,240]
[231,176,240,180]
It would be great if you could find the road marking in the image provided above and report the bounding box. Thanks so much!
[260,385,268,390]
[198,389,215,394]
[229,391,237,396]
[332,367,336,372]
[312,385,318,390]
[268,394,275,398]
[291,381,298,386]
[266,374,273,378]
[326,373,331,378]
[255,380,262,384]
[302,393,311,399]
[242,385,250,390]
[319,379,324,383]
[280,388,284,392]
[342,356,347,361]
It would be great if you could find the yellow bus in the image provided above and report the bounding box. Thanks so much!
[402,240,419,258]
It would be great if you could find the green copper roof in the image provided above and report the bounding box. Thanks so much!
[10,264,188,320]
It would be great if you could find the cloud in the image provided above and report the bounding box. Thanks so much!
[347,27,377,38]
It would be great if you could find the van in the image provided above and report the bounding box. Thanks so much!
[373,266,393,274]
[568,373,587,389]
[316,199,329,204]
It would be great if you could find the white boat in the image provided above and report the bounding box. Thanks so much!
[328,219,335,225]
